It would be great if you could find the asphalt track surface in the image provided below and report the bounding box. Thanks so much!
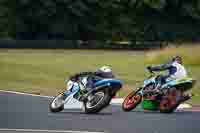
[0,91,200,133]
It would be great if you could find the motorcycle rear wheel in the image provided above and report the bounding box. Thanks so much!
[159,89,181,113]
[82,90,111,114]
[159,97,179,113]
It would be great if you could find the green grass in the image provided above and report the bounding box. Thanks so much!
[0,49,145,95]
[0,48,199,105]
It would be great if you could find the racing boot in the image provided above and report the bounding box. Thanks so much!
[179,93,193,103]
[79,87,96,102]
[77,86,91,102]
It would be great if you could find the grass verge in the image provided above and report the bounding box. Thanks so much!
[0,47,199,105]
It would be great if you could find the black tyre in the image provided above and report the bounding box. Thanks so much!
[159,88,181,113]
[49,94,64,113]
[82,90,111,114]
[159,97,179,113]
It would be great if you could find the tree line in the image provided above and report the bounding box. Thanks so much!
[1,0,200,41]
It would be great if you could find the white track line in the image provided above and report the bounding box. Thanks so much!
[0,128,105,133]
[0,90,53,98]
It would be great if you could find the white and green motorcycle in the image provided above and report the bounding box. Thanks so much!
[122,71,196,113]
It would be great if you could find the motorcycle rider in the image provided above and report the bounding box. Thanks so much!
[146,56,187,93]
[64,66,114,100]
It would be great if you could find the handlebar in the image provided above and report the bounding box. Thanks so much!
[146,68,156,78]
[146,67,154,74]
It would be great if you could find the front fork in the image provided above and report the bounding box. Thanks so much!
[62,82,81,102]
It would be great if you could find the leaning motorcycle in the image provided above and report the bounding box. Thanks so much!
[49,77,122,114]
[122,70,196,113]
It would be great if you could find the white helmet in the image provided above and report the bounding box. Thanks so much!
[99,66,112,73]
[97,66,114,78]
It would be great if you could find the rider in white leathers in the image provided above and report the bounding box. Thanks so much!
[147,56,187,93]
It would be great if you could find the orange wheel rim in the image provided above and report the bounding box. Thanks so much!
[124,95,139,108]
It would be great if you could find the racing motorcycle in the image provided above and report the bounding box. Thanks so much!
[122,69,196,113]
[49,76,122,114]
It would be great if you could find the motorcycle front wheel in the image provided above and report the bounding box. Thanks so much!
[49,93,65,113]
[122,90,142,112]
[82,89,111,114]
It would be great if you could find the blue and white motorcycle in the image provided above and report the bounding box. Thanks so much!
[49,77,122,114]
